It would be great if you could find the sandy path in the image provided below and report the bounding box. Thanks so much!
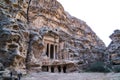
[22,72,120,80]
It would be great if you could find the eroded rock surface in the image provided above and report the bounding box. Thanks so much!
[0,0,106,73]
[106,30,120,65]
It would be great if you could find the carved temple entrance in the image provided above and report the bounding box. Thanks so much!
[42,65,67,73]
[41,29,75,73]
[46,43,58,59]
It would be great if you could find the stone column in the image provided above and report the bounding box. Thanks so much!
[48,66,51,72]
[54,45,55,59]
[61,66,63,73]
[68,52,69,60]
[54,66,58,72]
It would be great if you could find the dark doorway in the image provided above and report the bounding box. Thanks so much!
[50,44,54,59]
[46,44,49,57]
[63,66,67,73]
[42,66,48,72]
[55,45,57,59]
[58,66,61,72]
[51,66,54,73]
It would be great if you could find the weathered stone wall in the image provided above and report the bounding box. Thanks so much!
[0,3,28,70]
[106,30,120,65]
[0,0,106,72]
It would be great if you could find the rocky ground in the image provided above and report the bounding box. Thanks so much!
[22,72,120,80]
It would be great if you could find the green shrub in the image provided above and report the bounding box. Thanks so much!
[86,61,111,72]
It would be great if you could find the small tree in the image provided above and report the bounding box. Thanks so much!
[25,0,32,72]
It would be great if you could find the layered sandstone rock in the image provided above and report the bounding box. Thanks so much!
[0,0,105,73]
[106,30,120,64]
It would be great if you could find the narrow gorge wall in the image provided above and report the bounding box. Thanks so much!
[106,30,120,65]
[0,0,106,73]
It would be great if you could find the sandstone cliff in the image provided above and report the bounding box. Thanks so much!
[106,30,120,64]
[0,0,105,73]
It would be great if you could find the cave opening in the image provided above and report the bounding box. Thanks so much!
[58,66,61,72]
[63,66,66,73]
[46,43,49,57]
[51,66,54,73]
